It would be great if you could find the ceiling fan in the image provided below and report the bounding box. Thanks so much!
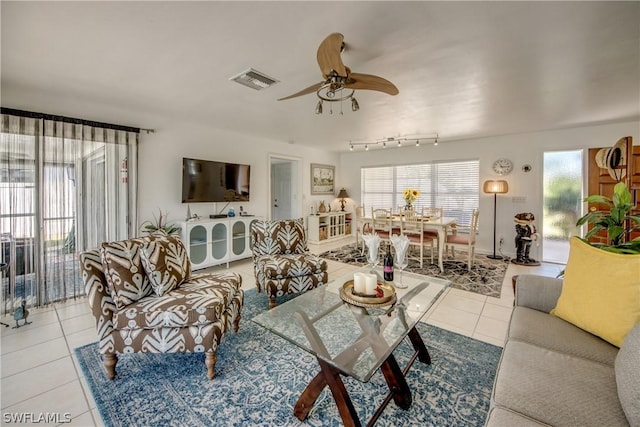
[278,33,399,113]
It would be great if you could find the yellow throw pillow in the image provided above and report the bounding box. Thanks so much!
[551,237,640,347]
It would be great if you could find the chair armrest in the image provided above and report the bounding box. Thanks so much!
[79,251,116,350]
[515,274,563,313]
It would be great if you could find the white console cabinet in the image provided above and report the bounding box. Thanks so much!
[308,212,352,244]
[179,217,259,270]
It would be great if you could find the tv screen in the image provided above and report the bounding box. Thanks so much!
[182,158,251,203]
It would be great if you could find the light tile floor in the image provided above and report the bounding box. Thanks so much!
[0,237,564,426]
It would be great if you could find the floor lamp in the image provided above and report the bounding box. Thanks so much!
[483,180,509,260]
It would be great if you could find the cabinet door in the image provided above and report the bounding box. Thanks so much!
[210,222,228,261]
[189,225,208,265]
[231,220,248,257]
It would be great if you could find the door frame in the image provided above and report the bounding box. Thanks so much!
[267,154,303,221]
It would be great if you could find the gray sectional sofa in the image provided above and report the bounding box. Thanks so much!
[485,274,639,426]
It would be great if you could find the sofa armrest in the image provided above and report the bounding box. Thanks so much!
[515,274,563,313]
[79,250,116,353]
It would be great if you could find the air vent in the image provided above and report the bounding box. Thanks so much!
[229,68,279,91]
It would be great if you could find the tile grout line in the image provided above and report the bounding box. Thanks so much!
[55,304,98,427]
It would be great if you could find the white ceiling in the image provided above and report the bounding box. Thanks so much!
[2,1,639,152]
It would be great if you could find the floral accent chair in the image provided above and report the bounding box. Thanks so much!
[79,233,244,380]
[251,218,328,309]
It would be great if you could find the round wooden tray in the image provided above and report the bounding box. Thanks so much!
[340,280,397,308]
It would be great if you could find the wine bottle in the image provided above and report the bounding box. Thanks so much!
[383,247,394,282]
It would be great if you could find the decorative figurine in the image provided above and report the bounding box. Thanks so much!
[512,212,540,266]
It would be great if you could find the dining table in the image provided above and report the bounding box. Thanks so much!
[362,214,457,273]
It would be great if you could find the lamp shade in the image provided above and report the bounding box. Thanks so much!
[483,180,509,194]
[337,188,349,199]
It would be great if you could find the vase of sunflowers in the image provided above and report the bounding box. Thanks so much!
[403,188,420,210]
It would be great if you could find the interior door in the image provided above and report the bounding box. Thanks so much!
[271,162,292,220]
[587,144,640,243]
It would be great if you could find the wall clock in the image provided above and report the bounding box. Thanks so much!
[492,158,513,175]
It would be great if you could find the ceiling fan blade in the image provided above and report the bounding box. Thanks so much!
[277,82,323,101]
[346,72,399,96]
[317,33,347,79]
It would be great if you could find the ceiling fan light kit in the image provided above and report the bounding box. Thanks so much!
[278,33,398,115]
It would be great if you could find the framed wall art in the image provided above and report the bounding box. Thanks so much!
[310,163,335,195]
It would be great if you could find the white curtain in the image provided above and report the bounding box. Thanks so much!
[1,112,139,313]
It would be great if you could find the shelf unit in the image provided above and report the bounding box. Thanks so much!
[179,217,259,270]
[308,212,352,244]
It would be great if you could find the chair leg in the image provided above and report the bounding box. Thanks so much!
[104,353,118,380]
[269,296,277,309]
[205,352,217,380]
[430,241,434,264]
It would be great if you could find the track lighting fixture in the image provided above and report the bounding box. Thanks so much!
[346,133,439,151]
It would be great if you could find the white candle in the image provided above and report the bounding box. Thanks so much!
[353,273,366,294]
[365,274,378,295]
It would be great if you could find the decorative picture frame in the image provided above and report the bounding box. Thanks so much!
[310,163,335,195]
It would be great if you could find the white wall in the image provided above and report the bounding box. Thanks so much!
[338,121,639,259]
[136,121,340,228]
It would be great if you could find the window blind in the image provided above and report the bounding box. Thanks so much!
[361,160,479,226]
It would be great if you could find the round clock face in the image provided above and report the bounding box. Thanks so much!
[492,158,513,175]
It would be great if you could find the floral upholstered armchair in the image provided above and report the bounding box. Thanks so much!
[79,233,243,380]
[251,218,328,308]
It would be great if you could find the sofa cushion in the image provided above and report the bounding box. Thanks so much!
[492,340,627,426]
[509,306,618,366]
[256,253,327,279]
[551,237,640,347]
[101,236,156,310]
[140,235,191,296]
[616,323,640,425]
[251,218,307,256]
[113,272,241,330]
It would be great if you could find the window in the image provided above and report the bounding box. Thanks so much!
[361,160,479,226]
[542,150,582,264]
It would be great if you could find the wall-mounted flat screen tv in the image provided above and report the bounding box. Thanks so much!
[182,158,251,203]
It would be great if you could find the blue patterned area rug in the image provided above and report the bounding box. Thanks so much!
[75,289,502,427]
[319,243,509,298]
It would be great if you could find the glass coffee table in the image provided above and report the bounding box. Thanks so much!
[252,267,449,426]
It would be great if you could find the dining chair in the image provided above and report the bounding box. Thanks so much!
[445,209,480,272]
[400,208,436,267]
[354,205,371,254]
[371,208,393,244]
[421,207,443,239]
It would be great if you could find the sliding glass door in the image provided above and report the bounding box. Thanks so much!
[1,113,138,313]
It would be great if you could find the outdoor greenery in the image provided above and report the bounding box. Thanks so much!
[543,175,581,239]
[576,182,640,254]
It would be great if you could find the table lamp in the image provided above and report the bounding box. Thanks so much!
[337,188,349,212]
[483,180,509,259]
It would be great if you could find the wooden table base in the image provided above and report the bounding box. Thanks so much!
[294,325,431,427]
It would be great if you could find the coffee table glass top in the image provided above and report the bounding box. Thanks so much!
[252,267,449,382]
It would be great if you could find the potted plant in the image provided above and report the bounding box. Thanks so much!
[141,209,181,236]
[576,182,640,254]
